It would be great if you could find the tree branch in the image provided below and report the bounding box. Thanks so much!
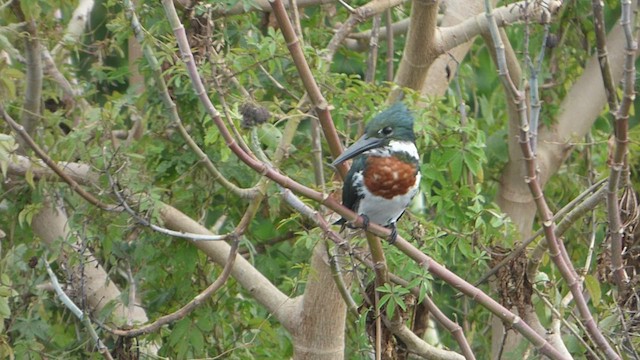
[44,258,115,360]
[10,0,42,147]
[484,1,621,358]
[269,0,347,178]
[391,0,440,101]
[1,106,117,211]
[123,0,259,199]
[105,236,240,337]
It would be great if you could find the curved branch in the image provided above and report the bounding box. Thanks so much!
[1,106,117,211]
[386,318,465,360]
[123,0,259,199]
[106,236,240,337]
[437,1,559,55]
[158,204,298,329]
[324,0,406,65]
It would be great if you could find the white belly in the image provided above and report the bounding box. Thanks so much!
[355,172,420,226]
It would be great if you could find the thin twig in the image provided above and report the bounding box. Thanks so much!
[269,0,347,178]
[476,179,607,287]
[123,0,258,199]
[325,240,359,317]
[484,0,621,358]
[385,9,394,82]
[107,166,228,241]
[0,106,116,210]
[44,258,115,360]
[105,236,241,337]
[364,14,381,83]
[534,288,602,360]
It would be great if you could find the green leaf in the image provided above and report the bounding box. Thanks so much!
[24,168,35,189]
[18,204,42,227]
[189,327,204,355]
[449,153,463,181]
[0,297,10,318]
[385,296,396,319]
[584,274,601,306]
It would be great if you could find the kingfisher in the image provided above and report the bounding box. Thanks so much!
[332,102,421,243]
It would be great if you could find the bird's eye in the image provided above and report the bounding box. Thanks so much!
[380,126,393,136]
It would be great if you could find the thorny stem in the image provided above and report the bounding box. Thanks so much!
[485,1,621,358]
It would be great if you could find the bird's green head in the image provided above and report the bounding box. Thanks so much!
[332,102,415,166]
[362,102,415,143]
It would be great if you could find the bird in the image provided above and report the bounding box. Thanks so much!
[332,102,421,243]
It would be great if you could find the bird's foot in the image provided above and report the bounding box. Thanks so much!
[359,215,370,231]
[387,223,398,244]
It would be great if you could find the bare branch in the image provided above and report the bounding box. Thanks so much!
[0,106,117,210]
[44,258,114,360]
[386,318,465,360]
[606,0,637,298]
[51,0,94,56]
[123,0,259,199]
[325,0,406,64]
[391,0,440,100]
[105,236,240,337]
[10,0,42,146]
[269,0,347,178]
[484,0,621,358]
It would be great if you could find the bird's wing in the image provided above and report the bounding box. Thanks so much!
[341,156,366,214]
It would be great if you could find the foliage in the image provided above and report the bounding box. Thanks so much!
[0,0,637,358]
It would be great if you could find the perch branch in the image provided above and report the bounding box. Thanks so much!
[159,1,570,355]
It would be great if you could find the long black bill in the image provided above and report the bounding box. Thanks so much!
[331,135,384,166]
